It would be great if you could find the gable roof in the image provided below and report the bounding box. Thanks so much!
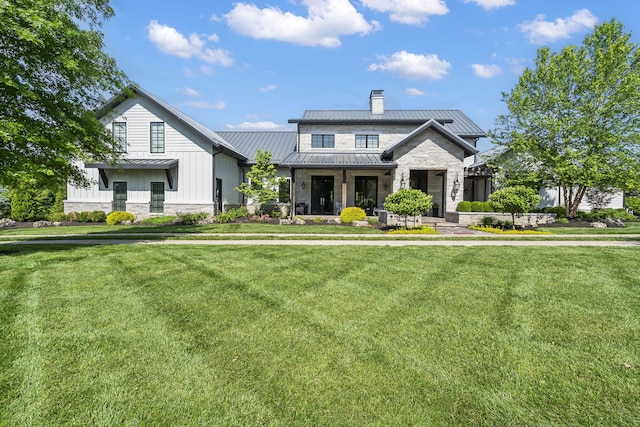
[381,119,478,159]
[216,131,297,164]
[100,86,247,161]
[289,109,486,138]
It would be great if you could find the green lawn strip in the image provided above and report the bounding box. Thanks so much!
[1,245,639,425]
[541,222,640,234]
[0,223,385,236]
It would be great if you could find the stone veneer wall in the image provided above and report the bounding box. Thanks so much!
[446,212,557,227]
[64,201,214,218]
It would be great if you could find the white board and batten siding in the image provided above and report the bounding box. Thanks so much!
[539,187,624,211]
[66,96,240,216]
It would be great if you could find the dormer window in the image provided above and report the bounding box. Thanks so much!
[355,134,379,149]
[311,134,334,148]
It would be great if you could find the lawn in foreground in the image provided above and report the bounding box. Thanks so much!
[1,245,638,426]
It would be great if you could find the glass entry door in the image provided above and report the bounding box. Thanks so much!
[311,176,334,214]
[355,176,378,215]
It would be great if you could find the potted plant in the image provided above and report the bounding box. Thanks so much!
[432,203,439,217]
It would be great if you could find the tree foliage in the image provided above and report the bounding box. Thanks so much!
[235,150,284,210]
[490,20,640,218]
[488,186,541,228]
[383,188,432,228]
[0,0,128,188]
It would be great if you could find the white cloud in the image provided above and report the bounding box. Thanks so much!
[225,121,292,131]
[147,20,233,66]
[519,9,597,45]
[368,51,451,80]
[259,85,277,92]
[405,88,425,96]
[187,100,227,110]
[224,0,379,48]
[361,0,448,25]
[200,65,214,76]
[464,0,515,10]
[471,63,502,78]
[180,87,200,97]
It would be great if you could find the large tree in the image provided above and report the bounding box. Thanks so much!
[0,0,128,189]
[491,20,640,218]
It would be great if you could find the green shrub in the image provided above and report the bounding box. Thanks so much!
[229,207,250,218]
[215,212,235,223]
[106,211,135,225]
[313,217,324,223]
[456,201,472,212]
[557,217,569,224]
[0,189,10,219]
[626,196,640,216]
[470,201,492,212]
[9,187,55,221]
[48,212,68,222]
[90,211,107,222]
[180,212,208,225]
[340,206,366,223]
[67,211,78,222]
[479,216,495,226]
[77,211,91,222]
[543,206,566,218]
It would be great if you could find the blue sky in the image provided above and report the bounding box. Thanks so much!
[104,0,640,152]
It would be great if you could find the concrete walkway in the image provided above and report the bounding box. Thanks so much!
[1,230,639,247]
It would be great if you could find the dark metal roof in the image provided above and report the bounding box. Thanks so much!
[281,152,396,169]
[85,159,179,169]
[216,131,297,164]
[100,86,247,161]
[382,119,478,159]
[289,110,486,137]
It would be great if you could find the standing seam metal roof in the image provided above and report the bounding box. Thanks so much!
[289,110,486,137]
[216,131,297,164]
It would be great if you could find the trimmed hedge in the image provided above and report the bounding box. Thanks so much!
[456,201,472,212]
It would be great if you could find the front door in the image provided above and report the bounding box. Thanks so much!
[151,182,164,213]
[311,176,334,214]
[355,176,378,215]
[113,182,127,211]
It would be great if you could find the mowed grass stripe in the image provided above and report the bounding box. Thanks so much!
[0,245,639,426]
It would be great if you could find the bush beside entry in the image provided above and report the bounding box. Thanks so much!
[106,211,135,225]
[340,207,366,223]
[383,188,432,229]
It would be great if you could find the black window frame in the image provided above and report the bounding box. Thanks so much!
[278,178,291,203]
[150,122,165,153]
[355,134,379,149]
[150,182,165,213]
[112,121,127,152]
[311,134,335,148]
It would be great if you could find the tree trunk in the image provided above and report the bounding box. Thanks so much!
[564,185,587,218]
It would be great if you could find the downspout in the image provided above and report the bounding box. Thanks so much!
[290,168,296,220]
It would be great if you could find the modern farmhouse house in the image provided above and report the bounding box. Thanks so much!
[65,87,487,218]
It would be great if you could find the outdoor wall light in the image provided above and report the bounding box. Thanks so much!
[400,173,406,188]
[453,173,461,192]
[384,182,389,190]
[301,180,305,189]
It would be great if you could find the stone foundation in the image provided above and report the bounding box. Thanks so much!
[446,212,556,227]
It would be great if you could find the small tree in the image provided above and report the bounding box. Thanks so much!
[235,150,284,212]
[488,186,541,229]
[383,188,432,228]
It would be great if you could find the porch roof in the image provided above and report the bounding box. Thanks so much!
[281,152,397,169]
[85,159,179,169]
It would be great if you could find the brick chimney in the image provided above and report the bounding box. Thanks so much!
[369,89,384,115]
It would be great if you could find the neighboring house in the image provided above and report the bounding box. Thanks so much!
[66,88,487,218]
[465,148,625,210]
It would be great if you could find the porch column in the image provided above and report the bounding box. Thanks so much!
[341,169,347,213]
[290,168,296,219]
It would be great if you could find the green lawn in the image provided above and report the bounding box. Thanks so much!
[1,245,639,425]
[541,222,640,234]
[0,222,384,236]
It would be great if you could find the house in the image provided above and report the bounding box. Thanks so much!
[65,88,487,219]
[65,87,247,216]
[464,148,625,210]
